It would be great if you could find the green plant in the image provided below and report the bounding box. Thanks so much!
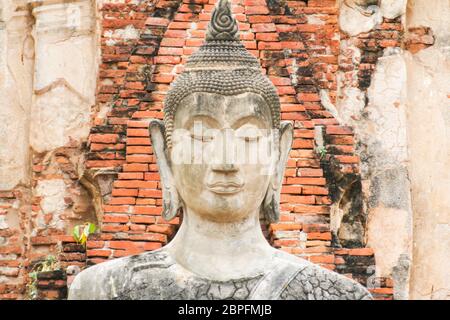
[316,146,327,160]
[26,255,61,300]
[72,222,96,246]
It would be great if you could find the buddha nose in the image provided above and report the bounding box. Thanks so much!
[209,128,239,173]
[211,163,238,173]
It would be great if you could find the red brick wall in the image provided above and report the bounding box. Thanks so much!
[0,189,26,300]
[90,0,343,257]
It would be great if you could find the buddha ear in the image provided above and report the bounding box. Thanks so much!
[149,119,183,221]
[260,121,293,223]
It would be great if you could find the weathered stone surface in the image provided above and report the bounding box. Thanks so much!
[406,46,450,299]
[336,0,450,300]
[30,84,91,153]
[338,49,413,297]
[35,179,68,231]
[30,0,97,152]
[339,0,406,37]
[405,1,450,298]
[367,207,410,283]
[380,0,406,19]
[339,1,382,37]
[0,4,33,190]
[69,249,370,300]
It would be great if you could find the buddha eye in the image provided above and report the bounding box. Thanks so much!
[242,135,260,142]
[236,126,262,142]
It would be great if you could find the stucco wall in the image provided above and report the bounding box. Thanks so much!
[405,0,450,300]
[0,0,33,190]
[337,0,450,300]
[0,0,100,299]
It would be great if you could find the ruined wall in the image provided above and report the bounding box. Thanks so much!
[336,0,450,300]
[0,0,99,299]
[405,0,450,300]
[336,0,412,300]
[0,0,448,301]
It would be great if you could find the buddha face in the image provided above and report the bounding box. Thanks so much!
[169,92,277,223]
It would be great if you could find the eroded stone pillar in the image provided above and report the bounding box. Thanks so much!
[0,0,34,299]
[29,0,98,153]
[27,0,99,236]
[337,0,450,300]
[405,0,450,300]
[336,0,413,300]
[0,1,34,190]
[363,50,413,300]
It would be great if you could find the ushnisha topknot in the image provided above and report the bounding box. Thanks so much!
[205,0,239,41]
[163,0,281,148]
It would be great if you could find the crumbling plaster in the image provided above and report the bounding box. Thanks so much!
[337,0,450,300]
[340,48,414,300]
[0,1,34,190]
[30,0,98,153]
[406,47,450,300]
[405,0,450,300]
[0,0,101,290]
[339,0,407,37]
[1,0,100,188]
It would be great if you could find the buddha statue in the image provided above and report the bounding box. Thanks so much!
[68,0,372,300]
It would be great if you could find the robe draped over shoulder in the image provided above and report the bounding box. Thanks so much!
[68,249,371,300]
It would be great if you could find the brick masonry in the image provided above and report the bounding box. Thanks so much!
[0,0,399,300]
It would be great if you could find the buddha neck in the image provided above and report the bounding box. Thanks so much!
[165,207,275,281]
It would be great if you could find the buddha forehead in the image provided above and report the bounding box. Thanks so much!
[173,92,272,128]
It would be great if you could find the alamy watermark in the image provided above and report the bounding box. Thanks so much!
[34,2,82,31]
[169,121,280,175]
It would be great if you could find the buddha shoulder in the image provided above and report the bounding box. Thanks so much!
[68,249,372,300]
[68,250,174,300]
[273,250,372,300]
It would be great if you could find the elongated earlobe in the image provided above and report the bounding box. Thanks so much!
[261,187,279,223]
[260,121,293,223]
[149,119,183,221]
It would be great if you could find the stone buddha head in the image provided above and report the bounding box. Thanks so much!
[150,0,293,226]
